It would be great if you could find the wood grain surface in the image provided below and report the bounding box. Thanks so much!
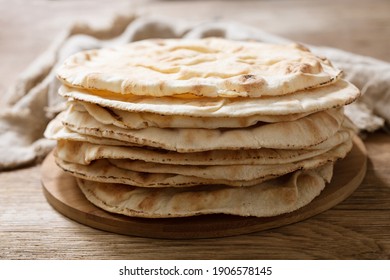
[1,0,390,259]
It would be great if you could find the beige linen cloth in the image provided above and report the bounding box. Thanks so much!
[1,15,389,170]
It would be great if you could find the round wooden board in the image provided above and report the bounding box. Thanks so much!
[41,136,367,239]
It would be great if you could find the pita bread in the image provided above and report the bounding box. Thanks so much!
[59,79,359,118]
[72,101,312,129]
[109,138,351,181]
[47,38,360,219]
[55,129,351,166]
[44,115,136,147]
[54,138,351,187]
[76,162,334,218]
[55,156,282,188]
[57,38,341,98]
[60,108,345,152]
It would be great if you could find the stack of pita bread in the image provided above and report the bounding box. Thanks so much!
[44,38,360,218]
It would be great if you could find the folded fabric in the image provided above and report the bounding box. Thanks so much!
[0,14,389,170]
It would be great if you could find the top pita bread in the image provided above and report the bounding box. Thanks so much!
[57,38,341,98]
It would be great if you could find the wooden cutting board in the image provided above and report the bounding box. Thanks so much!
[41,136,367,239]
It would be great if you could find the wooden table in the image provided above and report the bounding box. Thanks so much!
[1,0,389,259]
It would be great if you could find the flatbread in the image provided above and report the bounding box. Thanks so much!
[44,115,136,147]
[72,101,312,129]
[109,138,351,181]
[55,129,352,166]
[57,38,341,98]
[55,156,284,188]
[76,162,334,218]
[47,38,360,220]
[60,107,345,151]
[58,79,359,118]
[54,138,351,187]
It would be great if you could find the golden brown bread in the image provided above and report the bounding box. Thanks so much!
[76,163,334,218]
[58,79,359,118]
[43,38,360,218]
[59,107,345,152]
[54,128,351,166]
[57,38,341,98]
[54,137,351,187]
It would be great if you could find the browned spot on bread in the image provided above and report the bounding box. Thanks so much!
[84,53,91,61]
[191,84,203,95]
[105,107,122,121]
[159,81,165,92]
[241,74,255,81]
[101,183,136,199]
[138,191,159,211]
[67,140,82,154]
[280,184,298,205]
[137,171,152,181]
[285,63,308,74]
[237,74,265,93]
[96,160,111,174]
[183,131,194,146]
[285,60,323,75]
[122,80,135,93]
[291,43,310,52]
